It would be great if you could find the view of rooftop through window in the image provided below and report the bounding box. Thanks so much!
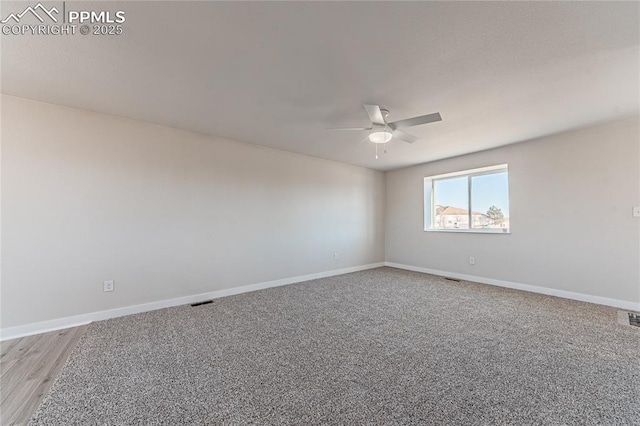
[426,166,510,232]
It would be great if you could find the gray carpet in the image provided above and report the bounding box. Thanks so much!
[30,267,639,425]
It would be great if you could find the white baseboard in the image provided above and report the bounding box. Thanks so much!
[4,261,635,341]
[0,262,385,341]
[385,262,640,312]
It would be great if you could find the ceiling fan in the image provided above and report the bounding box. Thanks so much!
[328,104,442,144]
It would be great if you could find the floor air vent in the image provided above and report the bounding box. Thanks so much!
[191,300,213,307]
[618,311,640,328]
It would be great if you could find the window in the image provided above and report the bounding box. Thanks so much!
[424,164,510,233]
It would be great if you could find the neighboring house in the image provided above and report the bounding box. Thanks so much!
[434,205,507,229]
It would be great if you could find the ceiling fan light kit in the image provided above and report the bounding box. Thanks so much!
[369,130,393,144]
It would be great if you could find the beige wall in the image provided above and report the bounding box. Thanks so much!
[386,117,640,304]
[2,94,638,331]
[1,96,385,328]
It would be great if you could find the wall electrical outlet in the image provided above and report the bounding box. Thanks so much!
[469,257,475,265]
[334,252,339,261]
[103,280,114,292]
[633,206,640,218]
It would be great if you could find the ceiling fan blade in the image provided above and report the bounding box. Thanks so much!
[389,112,442,130]
[364,104,386,126]
[356,135,370,146]
[393,129,419,144]
[326,127,372,131]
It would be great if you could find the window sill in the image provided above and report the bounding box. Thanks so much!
[424,228,510,234]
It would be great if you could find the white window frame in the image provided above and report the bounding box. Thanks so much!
[424,164,510,234]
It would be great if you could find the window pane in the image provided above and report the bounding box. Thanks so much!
[470,172,509,229]
[433,176,469,229]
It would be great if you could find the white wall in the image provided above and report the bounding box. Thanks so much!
[3,95,637,336]
[386,117,640,306]
[1,95,385,330]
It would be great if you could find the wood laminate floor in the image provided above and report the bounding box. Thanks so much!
[1,325,88,426]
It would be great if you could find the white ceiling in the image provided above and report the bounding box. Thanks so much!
[2,1,638,170]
